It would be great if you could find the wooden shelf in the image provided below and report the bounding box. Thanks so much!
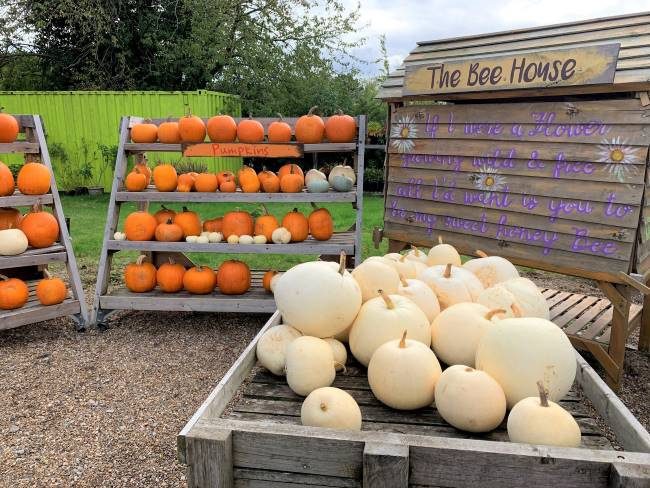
[0,244,66,269]
[106,232,355,255]
[0,142,40,154]
[0,190,54,207]
[124,142,357,154]
[115,187,357,203]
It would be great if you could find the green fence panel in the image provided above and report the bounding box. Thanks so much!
[0,90,242,191]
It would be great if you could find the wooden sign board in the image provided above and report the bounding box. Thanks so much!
[403,44,619,96]
[384,98,650,281]
[183,143,303,158]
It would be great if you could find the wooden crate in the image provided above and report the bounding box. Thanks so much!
[178,312,650,488]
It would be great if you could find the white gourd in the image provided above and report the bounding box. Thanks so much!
[405,245,428,264]
[200,231,210,238]
[305,168,327,185]
[256,324,302,375]
[477,277,550,319]
[397,276,440,322]
[349,290,431,367]
[324,338,347,371]
[227,234,240,244]
[196,235,209,244]
[271,227,291,244]
[419,263,484,309]
[301,387,361,430]
[208,232,223,243]
[434,365,506,432]
[0,228,28,256]
[113,231,127,241]
[412,260,427,277]
[351,258,400,303]
[239,234,254,245]
[475,317,576,408]
[328,164,356,185]
[253,234,267,244]
[186,235,199,243]
[285,336,336,396]
[462,250,519,288]
[368,331,441,410]
[427,236,461,266]
[383,253,417,278]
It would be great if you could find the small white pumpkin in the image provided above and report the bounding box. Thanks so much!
[239,234,254,245]
[333,324,351,343]
[463,250,519,288]
[475,317,577,408]
[434,365,506,432]
[256,324,302,375]
[113,231,127,241]
[351,258,400,303]
[271,227,291,244]
[405,245,428,264]
[368,331,441,410]
[427,236,461,267]
[349,290,431,367]
[330,175,354,192]
[186,235,199,243]
[397,276,440,322]
[507,382,581,447]
[419,263,484,309]
[411,260,428,277]
[306,179,330,193]
[328,164,356,185]
[285,336,336,396]
[0,228,28,256]
[208,232,223,243]
[324,338,347,371]
[200,231,210,238]
[196,235,209,244]
[253,234,267,244]
[301,387,361,430]
[477,277,550,319]
[227,234,240,244]
[305,168,327,185]
[383,253,417,278]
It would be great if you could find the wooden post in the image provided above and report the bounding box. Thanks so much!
[354,115,366,267]
[363,442,409,487]
[598,282,631,390]
[186,429,233,488]
[609,463,650,487]
[640,280,650,352]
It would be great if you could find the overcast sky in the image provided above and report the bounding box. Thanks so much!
[348,0,650,75]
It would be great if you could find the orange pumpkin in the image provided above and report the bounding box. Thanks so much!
[268,114,292,143]
[174,206,202,237]
[0,207,21,230]
[282,208,309,242]
[36,269,67,305]
[125,167,147,192]
[219,176,237,193]
[222,210,254,238]
[278,163,304,180]
[131,120,158,143]
[207,115,237,142]
[254,205,280,241]
[178,113,206,143]
[153,163,178,191]
[135,158,152,184]
[262,270,278,292]
[295,106,324,143]
[155,218,184,242]
[123,211,157,241]
[20,204,59,248]
[203,217,223,232]
[177,173,195,192]
[183,266,217,294]
[0,161,15,196]
[0,111,19,143]
[324,110,357,142]
[124,255,157,293]
[158,119,181,144]
[17,162,51,195]
[279,165,304,193]
[154,205,176,225]
[217,260,251,295]
[308,205,333,241]
[217,170,235,186]
[194,173,219,192]
[0,274,29,310]
[258,169,280,193]
[237,116,265,143]
[156,258,186,293]
[238,166,260,193]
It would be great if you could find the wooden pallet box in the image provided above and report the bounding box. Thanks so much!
[178,312,650,488]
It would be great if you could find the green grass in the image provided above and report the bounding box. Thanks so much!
[59,193,389,274]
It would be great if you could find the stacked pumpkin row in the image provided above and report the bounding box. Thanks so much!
[115,204,334,244]
[0,160,53,197]
[130,108,356,145]
[0,205,60,256]
[257,244,582,448]
[0,271,68,311]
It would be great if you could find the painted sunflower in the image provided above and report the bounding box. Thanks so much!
[597,136,640,183]
[390,115,417,153]
[473,166,507,193]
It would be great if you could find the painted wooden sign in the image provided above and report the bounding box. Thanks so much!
[183,143,303,158]
[384,98,650,281]
[403,44,620,96]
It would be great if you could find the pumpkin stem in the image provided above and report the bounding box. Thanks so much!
[338,251,346,275]
[166,218,173,225]
[182,206,190,213]
[399,275,409,287]
[168,257,175,265]
[276,113,284,121]
[136,254,148,266]
[334,361,347,374]
[443,263,452,279]
[0,274,8,281]
[511,302,523,317]
[307,105,318,116]
[399,330,407,348]
[337,109,344,116]
[134,166,141,174]
[399,254,406,262]
[310,202,318,210]
[320,402,328,412]
[410,245,420,256]
[485,308,506,321]
[378,289,394,309]
[536,381,549,407]
[476,250,489,258]
[438,236,443,245]
[43,268,52,279]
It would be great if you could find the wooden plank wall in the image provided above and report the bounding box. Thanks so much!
[384,98,650,282]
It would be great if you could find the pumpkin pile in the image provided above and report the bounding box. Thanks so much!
[1,160,52,197]
[256,246,581,448]
[0,270,68,311]
[0,204,59,255]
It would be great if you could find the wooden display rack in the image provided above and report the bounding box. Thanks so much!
[0,115,88,331]
[91,115,366,326]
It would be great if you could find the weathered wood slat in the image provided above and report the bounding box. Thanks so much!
[0,142,40,154]
[124,142,357,154]
[0,299,80,331]
[363,442,408,488]
[553,296,601,327]
[116,187,357,203]
[580,308,614,341]
[233,468,360,488]
[562,299,612,335]
[0,191,54,207]
[0,251,67,269]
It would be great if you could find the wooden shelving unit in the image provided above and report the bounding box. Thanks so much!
[0,116,88,331]
[91,115,366,326]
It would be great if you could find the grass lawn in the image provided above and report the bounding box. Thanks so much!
[59,193,389,275]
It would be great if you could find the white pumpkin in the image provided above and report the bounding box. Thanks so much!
[328,164,356,185]
[349,291,431,367]
[227,234,240,244]
[200,231,210,238]
[368,331,441,410]
[239,234,254,245]
[270,272,283,292]
[324,338,347,371]
[463,250,519,288]
[305,168,327,186]
[434,365,506,432]
[427,236,461,267]
[113,231,127,241]
[507,382,581,447]
[419,264,484,309]
[405,245,428,264]
[333,324,351,343]
[274,253,362,338]
[208,232,223,243]
[196,235,209,244]
[477,277,550,319]
[271,227,291,244]
[383,253,417,278]
[256,324,302,375]
[253,234,267,244]
[285,336,336,396]
[431,302,504,367]
[351,258,400,303]
[186,235,199,243]
[0,228,28,256]
[397,277,440,322]
[301,387,361,430]
[475,317,576,408]
[411,260,428,277]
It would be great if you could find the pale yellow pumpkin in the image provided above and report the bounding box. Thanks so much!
[477,277,550,319]
[383,253,417,278]
[256,324,302,375]
[462,250,519,288]
[397,276,440,322]
[324,338,347,372]
[351,257,400,303]
[427,236,461,266]
[419,263,484,309]
[301,387,361,430]
[0,228,28,255]
[285,336,336,396]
